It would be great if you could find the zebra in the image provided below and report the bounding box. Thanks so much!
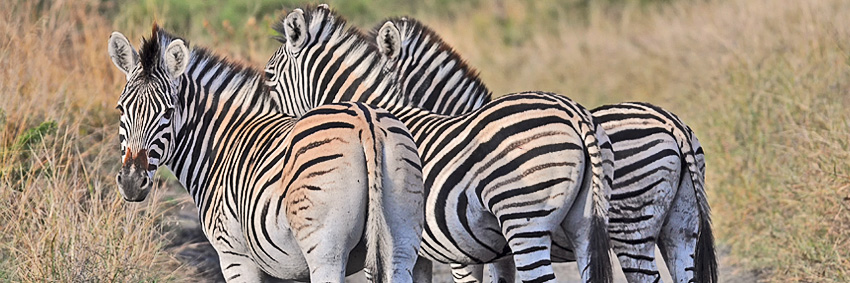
[262,6,615,283]
[107,25,428,282]
[369,17,717,283]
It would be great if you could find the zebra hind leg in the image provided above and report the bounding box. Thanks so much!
[607,180,674,283]
[503,229,556,283]
[450,263,484,283]
[657,175,701,283]
[563,197,617,283]
[300,246,349,283]
[611,237,661,283]
[217,251,268,283]
[488,256,517,283]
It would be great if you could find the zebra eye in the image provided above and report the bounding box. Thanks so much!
[115,105,125,115]
[264,69,274,80]
[160,108,175,125]
[163,107,175,118]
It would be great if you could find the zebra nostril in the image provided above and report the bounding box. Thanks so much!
[117,174,123,184]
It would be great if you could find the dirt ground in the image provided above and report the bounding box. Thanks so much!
[165,192,759,283]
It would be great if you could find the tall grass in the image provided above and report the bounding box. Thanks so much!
[0,1,182,281]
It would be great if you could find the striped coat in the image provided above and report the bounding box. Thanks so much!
[370,17,717,283]
[108,26,426,282]
[262,6,615,283]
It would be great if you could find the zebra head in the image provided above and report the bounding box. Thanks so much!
[107,27,189,202]
[262,6,321,115]
[263,5,397,116]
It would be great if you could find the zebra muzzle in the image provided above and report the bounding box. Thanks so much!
[117,148,152,202]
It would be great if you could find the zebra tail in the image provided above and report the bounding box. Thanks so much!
[362,121,394,283]
[584,119,614,283]
[681,129,717,283]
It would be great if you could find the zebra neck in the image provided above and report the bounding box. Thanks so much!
[393,22,493,115]
[397,52,492,115]
[286,53,404,116]
[165,50,287,210]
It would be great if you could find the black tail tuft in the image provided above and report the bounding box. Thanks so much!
[590,216,613,283]
[695,215,718,283]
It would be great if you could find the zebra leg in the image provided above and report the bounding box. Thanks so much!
[657,176,700,283]
[217,251,266,283]
[611,238,661,283]
[287,184,367,282]
[504,231,555,283]
[299,242,351,283]
[608,180,676,283]
[451,263,484,283]
[488,256,517,283]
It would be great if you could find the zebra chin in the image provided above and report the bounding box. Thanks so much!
[116,170,152,202]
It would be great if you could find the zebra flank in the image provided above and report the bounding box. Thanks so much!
[109,25,425,282]
[366,15,716,283]
[264,5,614,283]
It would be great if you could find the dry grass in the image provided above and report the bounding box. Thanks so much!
[0,1,184,281]
[1,0,848,282]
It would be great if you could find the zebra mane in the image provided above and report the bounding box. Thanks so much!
[140,24,264,85]
[369,17,492,101]
[271,5,378,61]
[138,24,171,79]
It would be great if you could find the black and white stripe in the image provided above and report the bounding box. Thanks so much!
[368,17,717,283]
[263,6,614,283]
[108,25,426,283]
[591,102,715,283]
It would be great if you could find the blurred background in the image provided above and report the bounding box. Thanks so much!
[1,0,848,282]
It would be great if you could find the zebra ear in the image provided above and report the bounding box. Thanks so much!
[108,31,139,78]
[376,21,401,61]
[163,39,190,79]
[284,9,308,51]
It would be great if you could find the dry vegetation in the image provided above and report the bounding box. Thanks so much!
[1,0,848,282]
[0,1,183,281]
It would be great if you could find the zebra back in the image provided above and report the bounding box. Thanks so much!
[263,5,404,117]
[369,18,492,116]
